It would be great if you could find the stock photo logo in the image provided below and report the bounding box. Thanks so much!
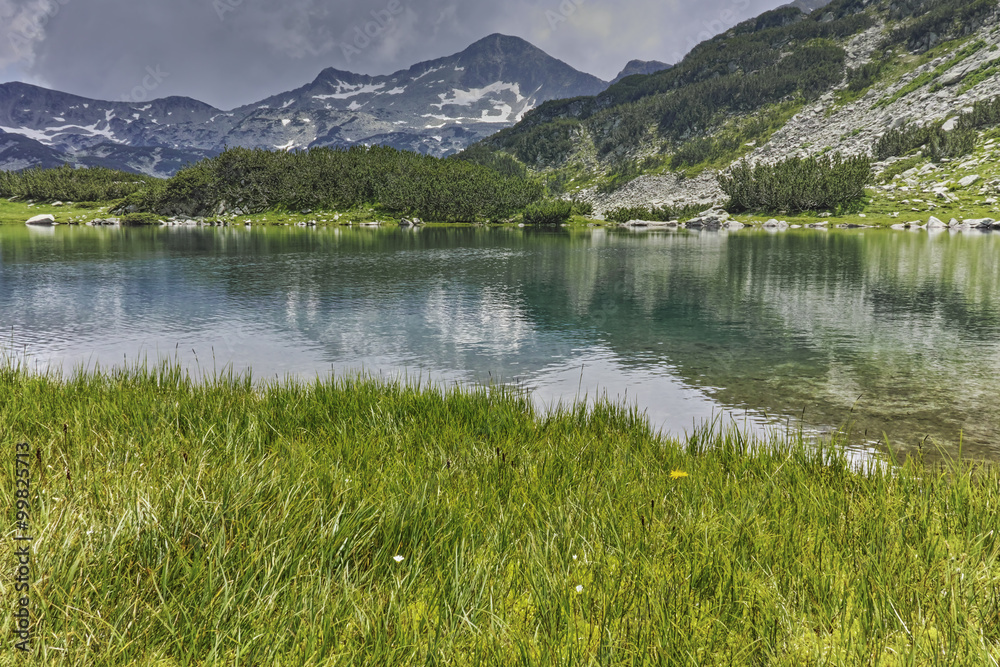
[119,65,170,103]
[339,0,406,63]
[212,0,243,21]
[545,0,587,31]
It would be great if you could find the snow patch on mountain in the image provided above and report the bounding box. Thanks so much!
[414,66,446,80]
[314,82,387,100]
[0,122,117,144]
[433,82,525,108]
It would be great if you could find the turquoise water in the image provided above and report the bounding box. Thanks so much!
[3,224,1000,461]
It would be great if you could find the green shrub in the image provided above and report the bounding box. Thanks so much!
[847,60,885,91]
[160,162,217,216]
[522,199,572,225]
[141,146,542,223]
[719,153,872,213]
[571,200,594,217]
[114,180,167,216]
[958,94,1000,130]
[121,212,162,226]
[0,165,158,202]
[875,123,975,161]
[605,204,701,223]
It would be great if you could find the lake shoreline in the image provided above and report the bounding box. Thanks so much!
[4,196,1000,231]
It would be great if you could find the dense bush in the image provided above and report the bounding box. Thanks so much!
[957,94,1000,130]
[121,212,162,226]
[522,199,573,225]
[571,200,593,216]
[0,165,157,202]
[719,153,872,212]
[604,204,702,223]
[142,146,542,223]
[875,123,975,161]
[847,60,886,91]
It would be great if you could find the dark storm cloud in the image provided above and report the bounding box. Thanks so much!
[1,0,787,110]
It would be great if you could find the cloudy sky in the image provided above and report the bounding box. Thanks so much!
[1,0,787,110]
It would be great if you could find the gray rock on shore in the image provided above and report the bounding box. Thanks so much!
[684,207,731,229]
[962,218,995,228]
[26,214,56,225]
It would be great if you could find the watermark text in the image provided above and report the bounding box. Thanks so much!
[14,441,33,653]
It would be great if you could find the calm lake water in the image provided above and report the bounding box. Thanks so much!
[2,224,999,461]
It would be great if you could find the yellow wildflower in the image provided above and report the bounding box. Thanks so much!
[669,470,688,480]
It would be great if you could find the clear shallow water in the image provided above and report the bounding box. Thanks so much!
[2,224,999,461]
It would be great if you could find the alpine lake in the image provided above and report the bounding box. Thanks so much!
[3,222,999,464]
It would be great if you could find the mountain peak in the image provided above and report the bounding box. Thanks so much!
[611,60,673,85]
[312,67,369,85]
[462,33,542,55]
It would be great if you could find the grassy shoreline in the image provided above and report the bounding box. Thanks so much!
[3,364,1000,664]
[4,196,999,231]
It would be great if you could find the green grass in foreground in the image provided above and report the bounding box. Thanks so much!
[2,364,1000,665]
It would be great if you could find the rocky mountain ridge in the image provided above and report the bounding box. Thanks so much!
[0,34,607,177]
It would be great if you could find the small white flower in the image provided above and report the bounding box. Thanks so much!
[575,585,583,593]
[572,555,578,561]
[393,555,405,563]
